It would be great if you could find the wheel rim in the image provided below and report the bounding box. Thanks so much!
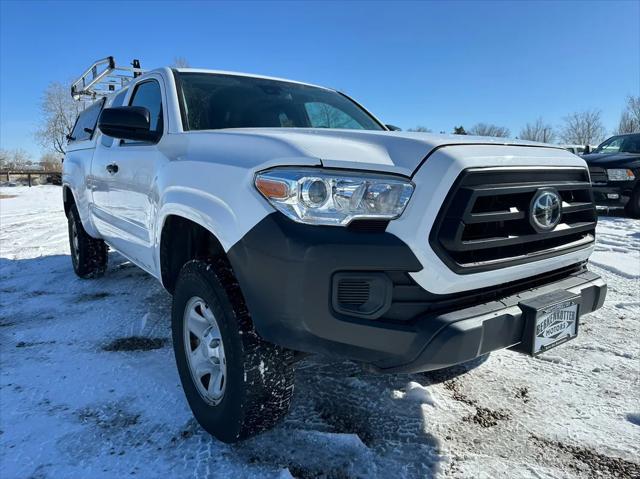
[183,296,227,404]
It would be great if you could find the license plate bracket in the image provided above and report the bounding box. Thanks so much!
[515,290,580,356]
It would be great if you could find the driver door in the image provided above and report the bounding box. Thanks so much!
[91,77,166,272]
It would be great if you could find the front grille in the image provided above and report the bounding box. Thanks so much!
[588,166,608,185]
[430,167,596,273]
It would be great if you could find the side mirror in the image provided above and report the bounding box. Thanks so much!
[385,124,401,131]
[98,106,158,142]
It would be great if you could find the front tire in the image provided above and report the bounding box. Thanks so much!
[625,187,640,219]
[67,204,107,278]
[172,259,295,443]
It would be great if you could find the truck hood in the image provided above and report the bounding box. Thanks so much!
[582,152,640,169]
[223,128,556,176]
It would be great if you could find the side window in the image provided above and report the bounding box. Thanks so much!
[127,80,163,142]
[602,137,623,152]
[69,98,105,143]
[101,88,129,147]
[304,102,362,130]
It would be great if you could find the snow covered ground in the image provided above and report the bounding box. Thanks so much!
[1,185,638,479]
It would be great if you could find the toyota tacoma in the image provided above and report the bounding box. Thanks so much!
[62,57,606,442]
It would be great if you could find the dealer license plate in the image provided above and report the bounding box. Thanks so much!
[533,300,578,354]
[515,290,580,356]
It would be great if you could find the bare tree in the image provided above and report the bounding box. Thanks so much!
[468,123,510,137]
[615,96,640,134]
[14,149,34,169]
[39,152,62,172]
[519,118,556,143]
[0,149,9,170]
[560,110,606,145]
[408,126,432,132]
[172,56,191,68]
[36,81,82,155]
[0,149,34,171]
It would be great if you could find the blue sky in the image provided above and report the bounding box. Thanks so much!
[1,0,638,158]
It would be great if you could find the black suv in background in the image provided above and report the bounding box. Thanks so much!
[582,133,640,218]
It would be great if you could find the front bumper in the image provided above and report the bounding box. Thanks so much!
[591,182,635,208]
[378,268,605,373]
[227,213,607,373]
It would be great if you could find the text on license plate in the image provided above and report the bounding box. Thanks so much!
[534,301,578,353]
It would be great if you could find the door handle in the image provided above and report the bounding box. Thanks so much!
[106,163,119,174]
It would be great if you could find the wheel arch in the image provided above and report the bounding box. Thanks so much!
[158,213,228,294]
[62,184,75,217]
[155,185,271,293]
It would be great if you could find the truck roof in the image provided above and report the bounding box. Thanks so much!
[172,68,333,91]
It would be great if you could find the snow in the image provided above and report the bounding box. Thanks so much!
[589,217,640,280]
[398,381,441,407]
[1,185,639,478]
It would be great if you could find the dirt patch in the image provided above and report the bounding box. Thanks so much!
[169,419,199,443]
[102,336,166,352]
[0,194,17,199]
[38,398,71,415]
[532,435,640,478]
[515,386,530,403]
[77,403,140,431]
[77,292,111,302]
[444,379,510,427]
[16,340,56,348]
[443,379,477,407]
[27,290,50,297]
[463,406,510,428]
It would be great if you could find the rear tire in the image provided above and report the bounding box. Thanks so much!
[624,187,640,219]
[67,204,108,278]
[172,259,295,443]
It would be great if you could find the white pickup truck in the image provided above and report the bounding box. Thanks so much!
[63,57,606,442]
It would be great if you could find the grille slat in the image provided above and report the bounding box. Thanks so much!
[562,202,594,214]
[589,167,608,185]
[430,168,596,273]
[444,221,595,251]
[466,209,525,223]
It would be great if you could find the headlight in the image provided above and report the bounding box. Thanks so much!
[255,168,414,226]
[607,168,635,181]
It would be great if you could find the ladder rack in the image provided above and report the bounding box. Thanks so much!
[71,56,146,100]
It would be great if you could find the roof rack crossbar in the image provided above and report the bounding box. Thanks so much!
[71,56,146,100]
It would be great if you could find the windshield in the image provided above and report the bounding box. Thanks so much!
[177,73,384,131]
[593,134,640,154]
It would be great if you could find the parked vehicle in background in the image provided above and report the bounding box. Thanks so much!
[562,144,597,155]
[47,173,62,185]
[62,57,607,443]
[582,133,640,218]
